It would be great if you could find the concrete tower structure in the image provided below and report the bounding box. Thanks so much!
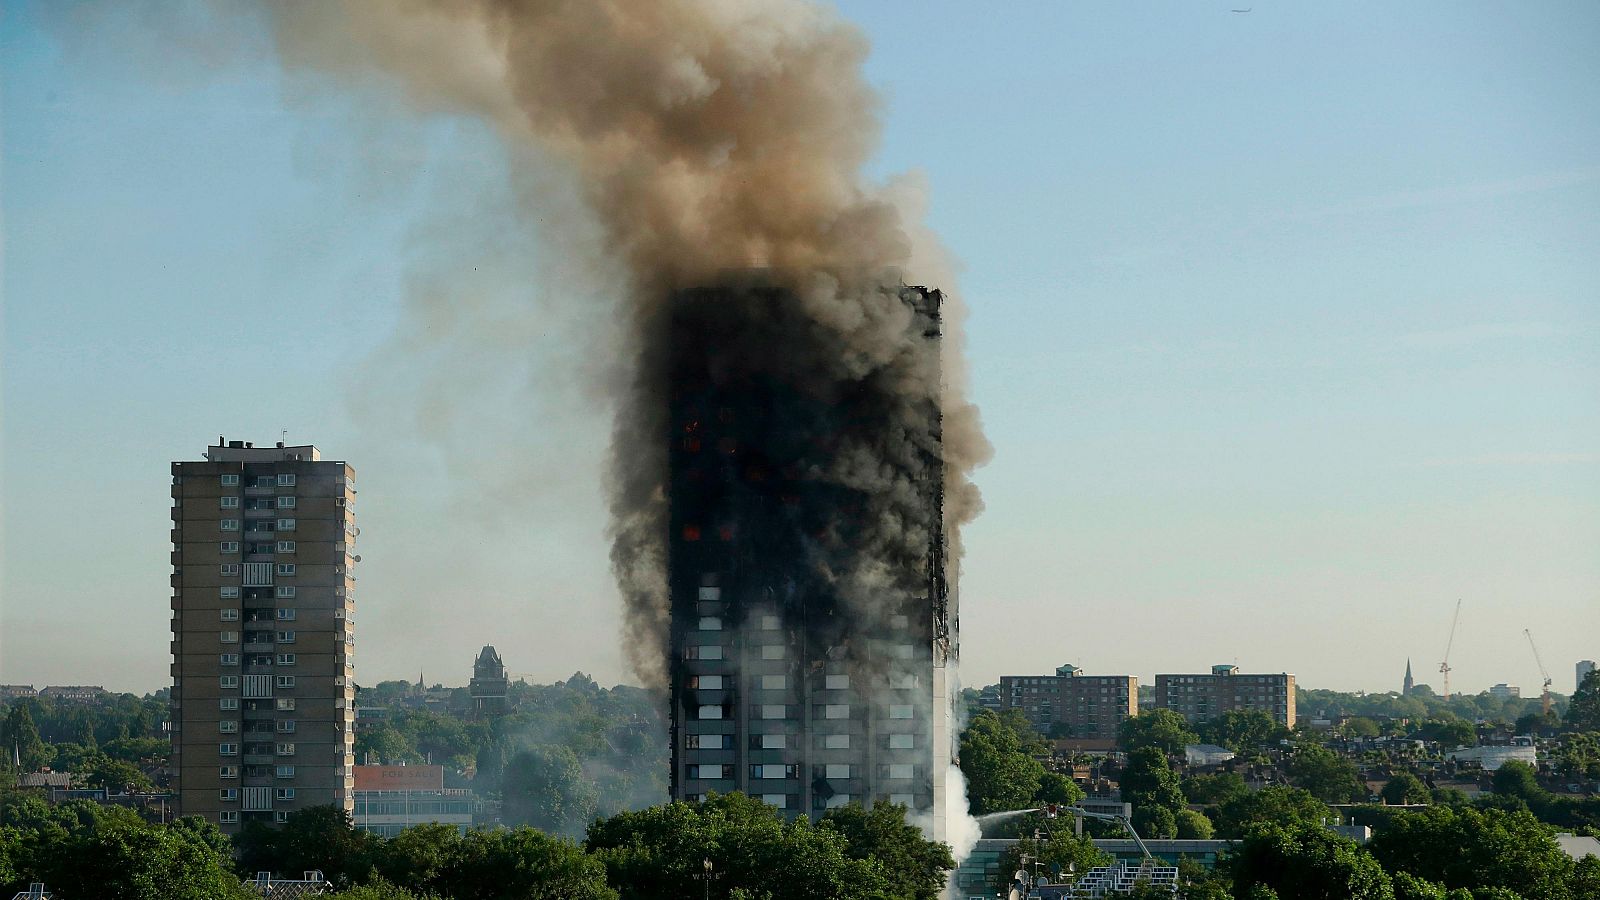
[170,439,357,832]
[665,280,952,832]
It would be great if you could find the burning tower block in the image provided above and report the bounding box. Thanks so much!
[666,274,953,835]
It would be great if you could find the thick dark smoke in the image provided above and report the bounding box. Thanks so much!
[263,0,989,684]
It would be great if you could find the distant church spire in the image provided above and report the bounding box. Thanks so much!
[1403,658,1415,696]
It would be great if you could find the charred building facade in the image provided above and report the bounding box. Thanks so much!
[666,277,953,832]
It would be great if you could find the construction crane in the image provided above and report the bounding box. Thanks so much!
[1439,599,1462,701]
[1524,629,1554,716]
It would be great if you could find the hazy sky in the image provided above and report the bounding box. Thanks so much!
[3,1,1597,697]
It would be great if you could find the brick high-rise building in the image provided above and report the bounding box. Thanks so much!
[999,664,1137,739]
[171,439,357,832]
[667,281,953,833]
[1155,665,1295,728]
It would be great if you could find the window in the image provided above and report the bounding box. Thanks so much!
[687,645,723,660]
[220,586,240,599]
[687,764,726,779]
[220,496,240,509]
[277,720,296,733]
[276,563,296,576]
[276,630,295,643]
[276,653,296,666]
[220,698,239,710]
[685,734,724,749]
[276,586,296,598]
[220,676,239,689]
[275,608,296,621]
[218,743,238,756]
[825,764,852,779]
[276,765,295,778]
[219,811,240,824]
[753,733,785,749]
[889,614,909,628]
[824,704,850,720]
[276,496,296,509]
[276,698,296,711]
[219,788,238,801]
[698,616,722,631]
[220,631,238,644]
[689,674,722,689]
[219,720,238,733]
[825,674,850,690]
[824,794,852,809]
[277,473,295,487]
[220,608,239,621]
[752,764,796,779]
[697,705,724,720]
[220,474,240,486]
[890,673,918,689]
[759,614,781,630]
[276,676,296,689]
[891,644,914,660]
[760,645,786,660]
[275,788,296,801]
[276,540,296,553]
[761,674,787,690]
[276,743,295,756]
[220,518,240,531]
[760,705,786,719]
[219,541,240,553]
[219,765,239,779]
[889,793,914,807]
[825,734,850,750]
[274,811,289,824]
[697,586,721,601]
[889,705,914,720]
[888,733,914,750]
[276,518,296,531]
[883,764,914,780]
[761,794,789,809]
[219,654,239,666]
[220,564,240,576]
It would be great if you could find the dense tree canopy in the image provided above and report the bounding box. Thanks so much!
[1211,786,1334,839]
[1117,710,1199,755]
[958,710,1046,815]
[1198,710,1288,752]
[1288,745,1364,804]
[1569,670,1600,731]
[1366,806,1576,899]
[1118,747,1186,840]
[1230,822,1393,900]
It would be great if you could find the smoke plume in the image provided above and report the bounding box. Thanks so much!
[261,0,988,683]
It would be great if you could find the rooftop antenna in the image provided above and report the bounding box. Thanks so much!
[1439,599,1462,701]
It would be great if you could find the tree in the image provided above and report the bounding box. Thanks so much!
[1552,732,1600,780]
[1035,771,1085,807]
[1176,808,1215,839]
[958,710,1045,814]
[1184,772,1249,807]
[80,755,155,793]
[1341,718,1381,739]
[324,878,438,900]
[1118,710,1200,755]
[1569,670,1600,731]
[1288,746,1363,804]
[503,745,600,837]
[1489,760,1543,806]
[1366,806,1575,899]
[1198,710,1286,753]
[1212,787,1333,839]
[235,805,377,888]
[0,704,49,772]
[1380,773,1430,806]
[440,828,615,900]
[1120,748,1185,839]
[585,793,889,900]
[818,800,955,900]
[1421,719,1475,750]
[1391,872,1447,900]
[1229,822,1392,900]
[991,827,1109,894]
[44,820,254,900]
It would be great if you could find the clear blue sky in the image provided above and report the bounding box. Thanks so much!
[3,1,1597,696]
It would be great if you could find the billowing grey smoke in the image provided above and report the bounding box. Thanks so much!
[262,0,989,684]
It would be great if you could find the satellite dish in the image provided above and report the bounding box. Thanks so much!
[352,555,362,563]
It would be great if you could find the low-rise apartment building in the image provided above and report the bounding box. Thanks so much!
[351,765,472,837]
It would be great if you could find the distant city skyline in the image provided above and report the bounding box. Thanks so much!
[3,1,1597,696]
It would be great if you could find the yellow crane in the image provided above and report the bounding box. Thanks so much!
[1524,628,1554,717]
[1439,599,1462,701]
